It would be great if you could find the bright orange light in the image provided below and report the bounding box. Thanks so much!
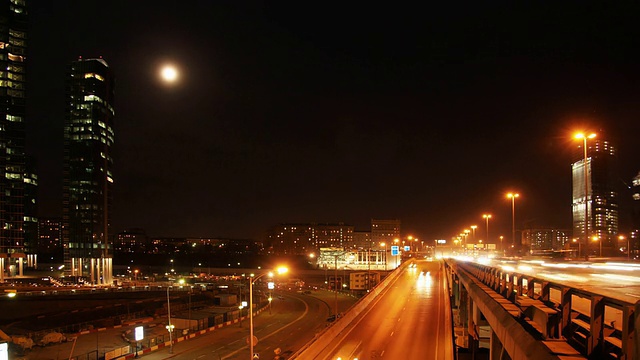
[160,65,178,82]
[507,193,520,199]
[575,132,596,140]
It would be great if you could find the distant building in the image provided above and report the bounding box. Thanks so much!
[572,137,619,256]
[348,271,381,292]
[311,223,354,250]
[521,228,570,252]
[0,0,28,280]
[266,224,313,255]
[62,57,115,284]
[266,223,354,255]
[37,218,62,258]
[371,219,401,250]
[115,228,149,253]
[352,230,372,250]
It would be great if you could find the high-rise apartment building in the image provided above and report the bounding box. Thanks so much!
[63,58,114,284]
[571,138,618,256]
[0,0,28,281]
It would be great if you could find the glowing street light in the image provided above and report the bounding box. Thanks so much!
[248,267,288,359]
[619,235,629,259]
[592,236,602,257]
[166,286,174,354]
[507,193,520,250]
[575,132,596,257]
[482,214,492,244]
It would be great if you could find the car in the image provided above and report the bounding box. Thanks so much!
[326,314,336,322]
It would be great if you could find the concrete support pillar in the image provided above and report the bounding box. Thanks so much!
[526,277,535,298]
[588,295,604,357]
[506,274,514,300]
[0,257,4,282]
[516,275,524,296]
[490,328,508,360]
[560,287,572,338]
[541,281,550,302]
[18,256,23,276]
[90,258,96,284]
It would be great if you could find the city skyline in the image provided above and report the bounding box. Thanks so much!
[25,2,640,241]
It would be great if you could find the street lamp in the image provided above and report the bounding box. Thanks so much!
[499,236,504,255]
[507,193,520,251]
[619,235,629,260]
[575,132,596,257]
[470,225,477,243]
[463,229,470,251]
[572,238,581,258]
[482,214,491,244]
[592,236,602,257]
[380,242,387,271]
[248,267,288,359]
[166,287,174,354]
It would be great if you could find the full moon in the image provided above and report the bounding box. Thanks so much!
[160,65,178,82]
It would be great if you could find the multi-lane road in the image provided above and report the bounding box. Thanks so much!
[317,260,454,360]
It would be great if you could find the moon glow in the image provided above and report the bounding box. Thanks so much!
[160,65,178,82]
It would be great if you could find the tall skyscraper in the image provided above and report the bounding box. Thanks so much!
[0,0,28,281]
[63,57,114,285]
[571,137,618,256]
[631,171,640,259]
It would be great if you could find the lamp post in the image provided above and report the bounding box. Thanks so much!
[619,235,629,260]
[470,225,477,243]
[166,287,174,354]
[463,229,470,252]
[380,242,387,271]
[572,238,581,258]
[499,236,504,255]
[482,214,491,244]
[249,267,287,359]
[507,193,520,251]
[575,132,596,257]
[592,236,602,257]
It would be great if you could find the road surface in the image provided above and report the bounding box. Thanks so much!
[320,260,454,360]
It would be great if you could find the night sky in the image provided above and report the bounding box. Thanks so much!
[25,2,640,241]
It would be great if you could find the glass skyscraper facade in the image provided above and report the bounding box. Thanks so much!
[63,58,114,284]
[571,138,618,255]
[0,0,27,280]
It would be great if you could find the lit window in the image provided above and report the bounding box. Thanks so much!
[5,114,22,122]
[7,53,24,62]
[84,73,105,81]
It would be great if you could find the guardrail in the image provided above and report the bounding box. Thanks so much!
[451,259,639,359]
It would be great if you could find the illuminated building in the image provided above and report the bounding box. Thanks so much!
[631,171,640,259]
[571,137,618,255]
[0,0,28,280]
[371,219,401,250]
[267,223,354,255]
[62,58,115,284]
[37,218,62,258]
[521,228,570,252]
